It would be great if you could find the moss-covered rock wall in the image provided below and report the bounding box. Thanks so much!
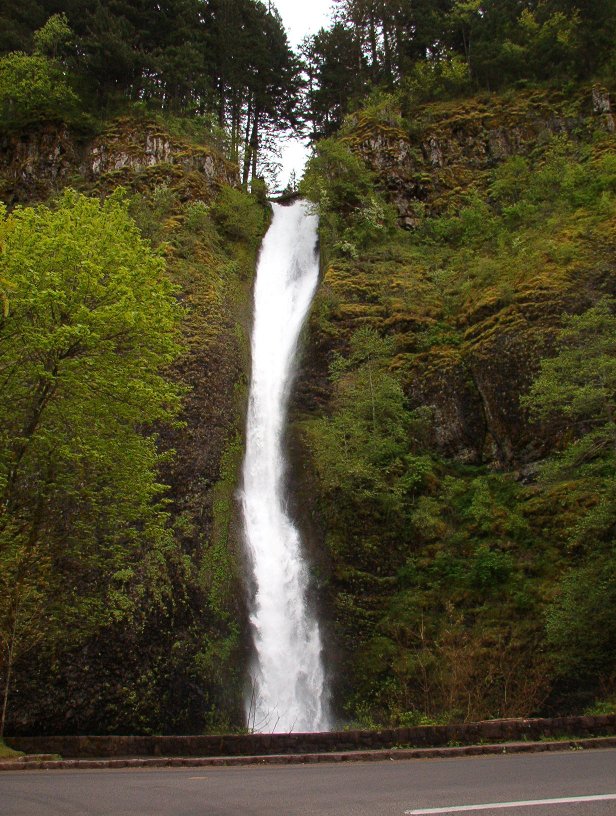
[0,118,237,205]
[346,85,615,226]
[294,83,616,726]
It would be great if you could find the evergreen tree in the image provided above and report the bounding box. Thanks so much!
[0,0,303,149]
[302,24,366,139]
[0,0,46,54]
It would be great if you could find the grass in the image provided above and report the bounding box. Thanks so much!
[0,739,24,759]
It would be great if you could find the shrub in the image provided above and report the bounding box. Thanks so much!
[0,52,81,130]
[301,138,395,251]
[301,138,375,215]
[401,54,472,105]
[210,186,265,245]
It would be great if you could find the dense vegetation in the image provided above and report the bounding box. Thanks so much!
[0,191,183,735]
[297,85,616,724]
[0,170,270,735]
[303,0,616,137]
[0,0,287,738]
[0,1,301,183]
[1,0,615,737]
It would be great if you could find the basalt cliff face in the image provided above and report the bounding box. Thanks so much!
[0,118,236,205]
[292,84,616,725]
[301,86,616,470]
[349,86,615,224]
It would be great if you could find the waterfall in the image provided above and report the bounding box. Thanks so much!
[241,199,329,733]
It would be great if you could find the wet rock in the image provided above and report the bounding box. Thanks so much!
[406,349,487,464]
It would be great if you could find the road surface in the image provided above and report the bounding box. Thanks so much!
[2,748,615,816]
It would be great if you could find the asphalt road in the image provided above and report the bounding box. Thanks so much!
[2,749,616,816]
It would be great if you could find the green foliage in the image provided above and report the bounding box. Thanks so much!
[301,94,616,724]
[301,138,375,214]
[585,698,616,716]
[521,298,616,692]
[523,298,616,432]
[0,51,81,130]
[469,545,514,589]
[324,463,548,726]
[0,3,303,185]
[490,146,616,214]
[301,138,396,255]
[426,193,498,246]
[546,554,616,683]
[195,432,245,730]
[516,7,581,80]
[404,138,616,320]
[523,298,616,544]
[301,22,368,139]
[305,328,432,533]
[0,189,184,730]
[0,537,48,736]
[0,738,23,758]
[302,0,616,133]
[210,186,268,247]
[32,13,73,60]
[401,54,472,103]
[82,177,264,736]
[346,89,405,132]
[489,155,532,204]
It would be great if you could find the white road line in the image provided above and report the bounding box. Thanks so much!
[405,793,616,814]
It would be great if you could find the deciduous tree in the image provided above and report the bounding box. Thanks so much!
[0,190,184,729]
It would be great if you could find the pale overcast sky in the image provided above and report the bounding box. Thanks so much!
[274,0,333,49]
[273,0,334,189]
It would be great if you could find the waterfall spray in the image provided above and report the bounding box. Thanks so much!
[241,200,329,733]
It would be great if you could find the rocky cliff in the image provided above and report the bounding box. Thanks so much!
[347,85,615,226]
[303,85,616,469]
[2,85,614,732]
[293,83,616,725]
[0,118,237,205]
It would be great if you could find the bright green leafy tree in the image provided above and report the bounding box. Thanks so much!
[32,12,73,60]
[0,189,184,732]
[0,51,81,130]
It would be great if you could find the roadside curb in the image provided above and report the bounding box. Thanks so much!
[1,736,615,772]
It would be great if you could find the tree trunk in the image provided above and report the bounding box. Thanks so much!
[0,617,16,739]
[250,110,260,182]
[1,376,57,520]
[242,98,254,187]
[218,78,226,128]
[368,11,379,75]
[380,4,394,82]
[231,93,242,164]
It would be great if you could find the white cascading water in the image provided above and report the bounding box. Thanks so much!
[241,199,329,733]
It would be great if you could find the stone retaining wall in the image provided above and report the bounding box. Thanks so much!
[7,714,616,759]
